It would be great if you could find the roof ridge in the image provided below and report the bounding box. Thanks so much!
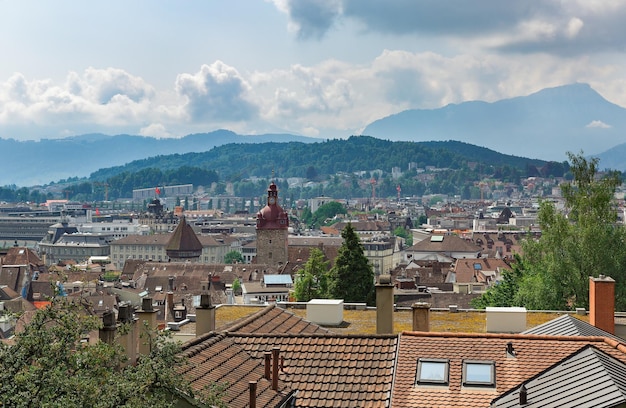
[401,331,613,342]
[180,331,225,355]
[226,332,398,339]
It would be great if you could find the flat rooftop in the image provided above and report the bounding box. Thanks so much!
[213,304,588,335]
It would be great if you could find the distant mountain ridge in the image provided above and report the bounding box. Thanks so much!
[0,130,317,186]
[4,82,626,187]
[363,83,626,164]
[89,136,549,185]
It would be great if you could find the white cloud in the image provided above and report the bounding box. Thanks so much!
[566,17,584,38]
[139,123,172,138]
[175,61,258,122]
[586,120,611,128]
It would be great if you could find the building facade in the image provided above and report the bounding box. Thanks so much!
[109,233,238,269]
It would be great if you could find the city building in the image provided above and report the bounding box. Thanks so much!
[255,182,289,268]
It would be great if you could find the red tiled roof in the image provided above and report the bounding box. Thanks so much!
[180,333,292,408]
[230,332,398,408]
[453,258,511,284]
[408,234,482,254]
[392,331,626,408]
[219,304,330,335]
[181,304,397,407]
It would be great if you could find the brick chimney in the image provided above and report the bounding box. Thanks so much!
[376,274,394,334]
[99,310,117,345]
[589,275,615,334]
[272,347,280,391]
[249,381,257,408]
[117,304,137,365]
[136,297,158,355]
[411,302,430,332]
[195,293,216,336]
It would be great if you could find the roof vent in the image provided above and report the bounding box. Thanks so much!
[506,341,516,358]
[519,383,528,405]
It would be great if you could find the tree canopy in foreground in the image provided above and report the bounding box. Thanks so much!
[0,297,223,408]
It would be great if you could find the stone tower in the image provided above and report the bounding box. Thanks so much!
[255,182,289,268]
[166,216,203,262]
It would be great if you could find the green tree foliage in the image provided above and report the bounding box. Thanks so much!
[310,201,347,228]
[77,136,561,201]
[294,248,331,302]
[393,226,413,246]
[224,250,244,264]
[328,223,375,305]
[471,255,524,309]
[0,297,224,407]
[232,278,242,295]
[473,152,626,310]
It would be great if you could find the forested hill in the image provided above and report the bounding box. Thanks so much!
[90,136,554,182]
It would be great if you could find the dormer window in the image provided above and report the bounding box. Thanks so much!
[416,358,449,385]
[462,360,495,387]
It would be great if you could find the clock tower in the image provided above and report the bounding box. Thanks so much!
[256,182,289,268]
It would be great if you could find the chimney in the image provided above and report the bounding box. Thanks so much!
[272,347,280,391]
[99,310,117,345]
[249,381,257,408]
[411,302,430,332]
[117,304,137,365]
[264,352,272,380]
[166,291,174,322]
[195,293,216,336]
[136,297,158,356]
[376,274,394,334]
[589,275,615,334]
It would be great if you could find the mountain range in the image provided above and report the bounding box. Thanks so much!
[363,83,626,163]
[3,83,626,187]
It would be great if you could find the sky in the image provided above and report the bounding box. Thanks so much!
[2,0,626,141]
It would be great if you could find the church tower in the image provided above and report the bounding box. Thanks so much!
[255,182,289,268]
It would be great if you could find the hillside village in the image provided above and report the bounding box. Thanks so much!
[1,169,626,406]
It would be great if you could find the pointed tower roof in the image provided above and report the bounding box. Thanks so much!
[166,216,203,260]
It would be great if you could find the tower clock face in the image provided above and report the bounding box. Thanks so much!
[269,197,276,205]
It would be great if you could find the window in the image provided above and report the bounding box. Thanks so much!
[462,360,495,387]
[416,359,449,385]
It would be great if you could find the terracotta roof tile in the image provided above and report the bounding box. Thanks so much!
[392,331,626,408]
[180,333,291,408]
[219,304,329,335]
[228,332,398,407]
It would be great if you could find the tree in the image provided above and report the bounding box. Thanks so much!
[224,250,244,264]
[294,248,330,302]
[0,297,224,407]
[310,201,347,228]
[393,226,413,246]
[232,278,242,295]
[328,223,375,305]
[474,152,626,310]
